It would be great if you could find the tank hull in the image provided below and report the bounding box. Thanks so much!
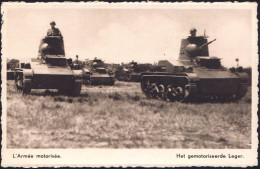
[129,73,141,82]
[140,71,247,102]
[30,74,74,89]
[89,74,115,85]
[193,68,242,95]
[15,58,83,96]
[28,58,76,89]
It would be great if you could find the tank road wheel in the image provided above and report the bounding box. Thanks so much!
[165,82,195,102]
[165,85,175,102]
[22,78,32,95]
[141,77,152,99]
[68,79,82,96]
[174,86,185,102]
[165,85,185,102]
[157,84,166,100]
[141,77,158,99]
[148,83,160,99]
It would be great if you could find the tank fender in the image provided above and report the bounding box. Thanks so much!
[186,73,199,83]
[235,72,249,83]
[72,70,84,78]
[23,69,33,78]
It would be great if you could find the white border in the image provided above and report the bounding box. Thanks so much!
[1,2,258,167]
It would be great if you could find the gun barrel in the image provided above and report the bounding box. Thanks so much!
[201,39,216,48]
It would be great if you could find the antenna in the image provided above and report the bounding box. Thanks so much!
[203,29,209,38]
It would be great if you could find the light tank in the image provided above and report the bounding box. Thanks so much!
[14,36,83,96]
[128,61,143,82]
[68,58,91,85]
[114,66,131,81]
[115,61,165,82]
[140,29,248,102]
[85,58,115,85]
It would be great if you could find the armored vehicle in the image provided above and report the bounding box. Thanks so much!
[7,70,15,80]
[68,60,91,85]
[128,61,143,82]
[85,58,115,85]
[115,61,165,82]
[7,59,19,80]
[140,29,248,102]
[114,66,131,81]
[15,36,83,96]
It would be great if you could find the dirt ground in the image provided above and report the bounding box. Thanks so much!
[6,80,251,148]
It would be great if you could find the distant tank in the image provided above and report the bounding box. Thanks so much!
[7,59,19,80]
[140,29,248,102]
[14,35,83,96]
[128,61,142,82]
[68,58,91,85]
[114,66,131,81]
[7,69,15,80]
[115,61,165,82]
[85,58,115,85]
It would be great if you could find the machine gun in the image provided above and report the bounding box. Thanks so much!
[200,39,216,48]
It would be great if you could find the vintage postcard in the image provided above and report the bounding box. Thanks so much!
[1,2,258,167]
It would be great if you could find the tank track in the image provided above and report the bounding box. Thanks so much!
[141,74,248,102]
[235,82,248,100]
[140,75,198,102]
[183,82,198,102]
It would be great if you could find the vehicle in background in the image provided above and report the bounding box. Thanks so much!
[85,58,115,85]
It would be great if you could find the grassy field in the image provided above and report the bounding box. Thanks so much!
[6,80,251,149]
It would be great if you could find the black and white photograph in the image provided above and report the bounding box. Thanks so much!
[1,2,258,167]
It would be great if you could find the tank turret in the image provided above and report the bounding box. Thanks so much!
[184,39,216,58]
[39,36,65,60]
[179,32,216,61]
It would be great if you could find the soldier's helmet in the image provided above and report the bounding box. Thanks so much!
[190,28,197,36]
[50,21,56,26]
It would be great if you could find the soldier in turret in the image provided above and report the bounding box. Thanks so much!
[47,21,62,37]
[38,21,64,59]
[190,28,197,37]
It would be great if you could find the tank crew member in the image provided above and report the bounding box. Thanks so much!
[190,28,197,37]
[47,21,62,37]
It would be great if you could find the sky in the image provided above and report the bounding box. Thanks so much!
[2,3,255,67]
